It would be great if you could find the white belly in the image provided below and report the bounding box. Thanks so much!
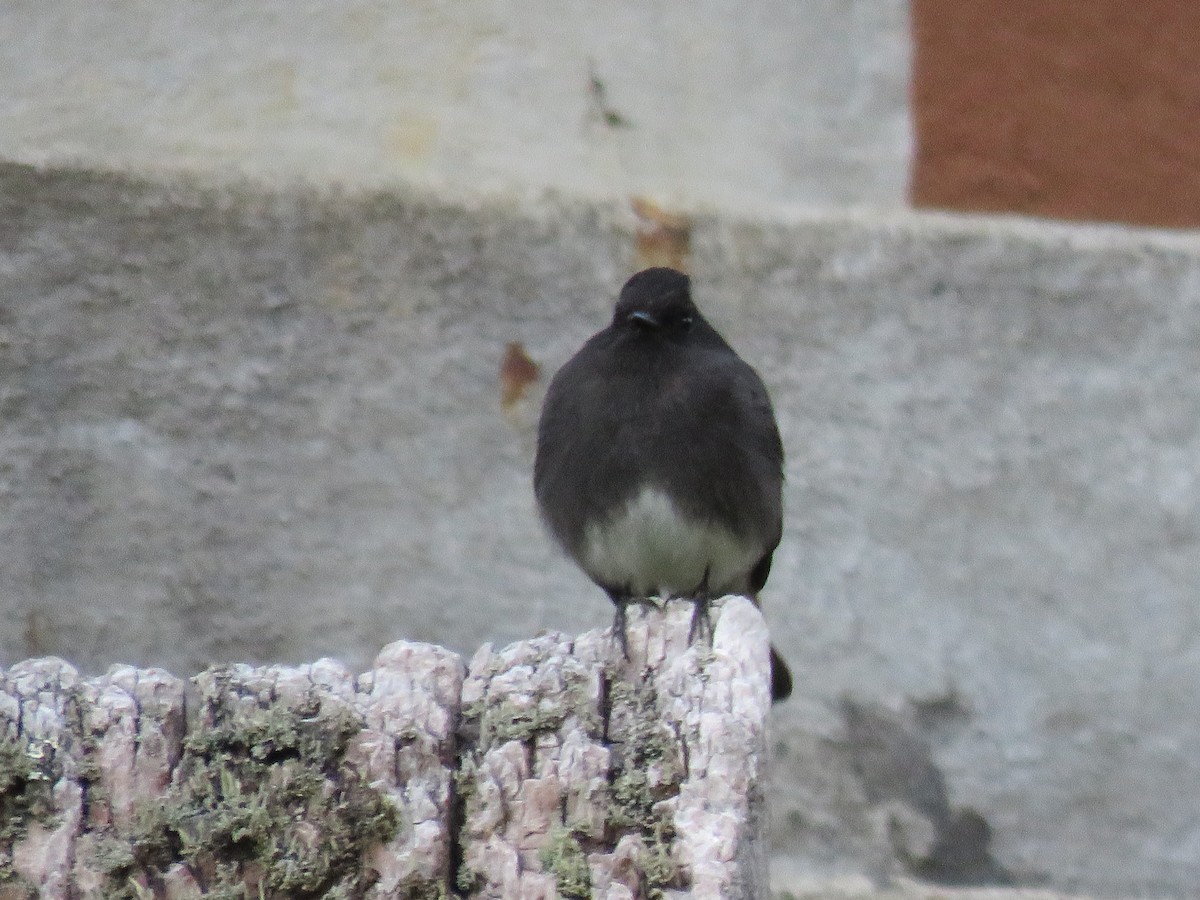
[580,487,758,597]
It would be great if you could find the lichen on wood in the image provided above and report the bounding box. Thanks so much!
[1,598,771,899]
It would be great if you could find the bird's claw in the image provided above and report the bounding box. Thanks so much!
[688,594,714,644]
[611,598,631,659]
[687,566,715,645]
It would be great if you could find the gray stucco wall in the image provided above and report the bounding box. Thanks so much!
[3,165,1199,896]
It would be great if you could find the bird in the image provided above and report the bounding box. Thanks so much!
[534,266,792,701]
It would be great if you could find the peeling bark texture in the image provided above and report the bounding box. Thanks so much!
[0,597,772,899]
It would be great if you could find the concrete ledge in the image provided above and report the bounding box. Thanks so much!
[0,1,910,213]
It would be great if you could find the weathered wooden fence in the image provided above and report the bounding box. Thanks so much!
[1,598,772,900]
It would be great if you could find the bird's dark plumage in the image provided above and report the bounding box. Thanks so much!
[534,267,792,701]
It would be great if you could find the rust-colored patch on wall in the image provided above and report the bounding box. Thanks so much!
[632,197,692,272]
[500,341,540,409]
[911,1,1200,228]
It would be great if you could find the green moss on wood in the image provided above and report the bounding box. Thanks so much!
[0,736,58,848]
[93,675,401,900]
[1,681,106,890]
[539,827,592,899]
[604,679,684,897]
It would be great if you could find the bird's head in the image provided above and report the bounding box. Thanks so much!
[612,267,701,340]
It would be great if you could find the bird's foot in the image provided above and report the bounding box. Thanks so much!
[610,596,631,659]
[609,594,662,659]
[688,596,714,645]
[687,567,715,645]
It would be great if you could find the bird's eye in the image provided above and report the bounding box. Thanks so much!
[679,315,694,328]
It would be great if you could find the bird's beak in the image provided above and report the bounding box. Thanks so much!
[629,310,660,329]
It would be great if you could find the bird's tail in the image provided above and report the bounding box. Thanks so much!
[770,644,792,702]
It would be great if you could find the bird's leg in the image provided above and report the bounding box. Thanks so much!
[607,588,633,659]
[688,566,714,645]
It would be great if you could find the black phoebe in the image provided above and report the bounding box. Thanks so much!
[534,267,792,701]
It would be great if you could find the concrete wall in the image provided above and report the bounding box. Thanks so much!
[3,164,1199,897]
[0,0,911,214]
